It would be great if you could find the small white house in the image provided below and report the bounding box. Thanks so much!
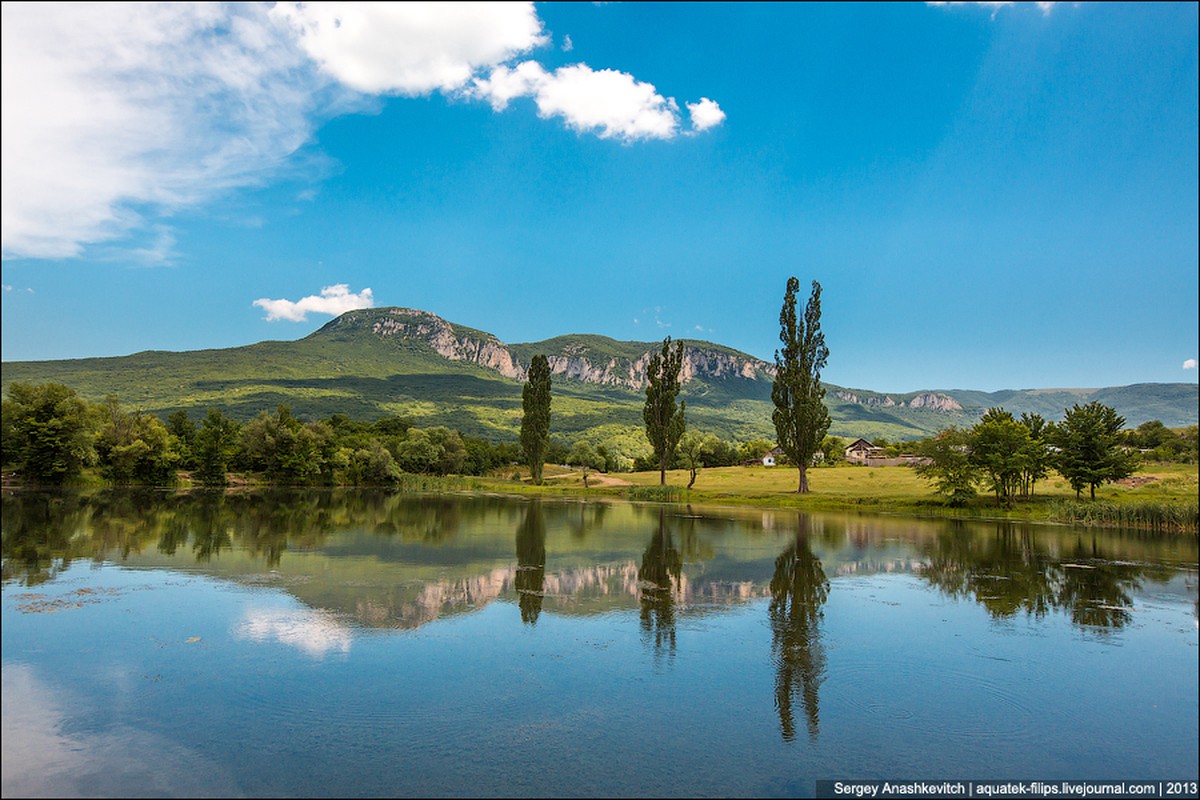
[762,454,776,467]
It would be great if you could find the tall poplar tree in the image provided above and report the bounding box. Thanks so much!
[772,278,830,493]
[520,355,552,485]
[643,336,687,485]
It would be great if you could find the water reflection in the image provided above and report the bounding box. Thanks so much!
[768,516,829,742]
[915,522,1177,632]
[639,509,682,655]
[234,605,354,658]
[515,500,547,624]
[1,489,1194,641]
[3,491,1196,797]
[1,664,241,797]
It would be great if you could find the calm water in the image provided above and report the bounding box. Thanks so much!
[2,490,1197,797]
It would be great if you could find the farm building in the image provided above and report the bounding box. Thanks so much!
[844,438,883,464]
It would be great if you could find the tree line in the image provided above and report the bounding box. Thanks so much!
[0,381,806,488]
[1,385,521,487]
[913,403,1146,506]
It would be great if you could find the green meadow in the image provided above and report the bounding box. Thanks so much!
[469,462,1199,531]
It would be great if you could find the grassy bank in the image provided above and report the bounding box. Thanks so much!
[9,462,1196,533]
[470,462,1200,532]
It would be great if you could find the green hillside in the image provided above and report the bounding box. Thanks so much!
[3,307,1196,446]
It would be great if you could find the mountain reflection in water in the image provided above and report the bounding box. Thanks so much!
[2,486,1198,788]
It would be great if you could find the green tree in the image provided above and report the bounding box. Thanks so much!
[394,428,440,474]
[1018,412,1050,497]
[425,426,467,475]
[346,440,402,485]
[914,427,979,506]
[237,405,323,482]
[166,410,197,469]
[969,408,1030,506]
[94,397,177,484]
[1050,401,1137,499]
[643,337,687,485]
[567,440,604,488]
[1125,419,1173,450]
[677,431,716,489]
[738,438,776,463]
[771,278,830,493]
[1,382,94,484]
[521,354,552,485]
[194,409,240,486]
[819,435,845,465]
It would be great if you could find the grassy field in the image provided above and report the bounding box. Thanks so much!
[471,462,1200,531]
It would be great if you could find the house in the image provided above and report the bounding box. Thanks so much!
[742,446,784,467]
[844,438,883,464]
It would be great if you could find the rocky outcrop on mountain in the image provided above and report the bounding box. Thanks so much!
[836,389,962,412]
[354,307,772,389]
[370,309,526,379]
[836,391,896,407]
[906,392,963,412]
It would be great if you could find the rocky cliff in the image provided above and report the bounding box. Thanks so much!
[329,307,773,390]
[835,390,963,413]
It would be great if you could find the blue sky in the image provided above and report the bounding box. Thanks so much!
[2,1,1197,393]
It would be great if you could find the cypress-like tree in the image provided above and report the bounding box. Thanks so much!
[520,355,552,485]
[643,337,687,485]
[772,278,830,493]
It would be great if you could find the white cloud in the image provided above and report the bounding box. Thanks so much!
[475,61,684,141]
[1184,359,1198,370]
[926,2,1057,15]
[3,2,722,261]
[562,34,574,53]
[687,98,726,132]
[271,1,547,95]
[254,284,375,322]
[1,3,340,261]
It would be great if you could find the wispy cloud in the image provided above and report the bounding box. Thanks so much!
[926,2,1058,16]
[1184,358,1198,370]
[2,3,724,261]
[1,3,341,261]
[253,284,375,322]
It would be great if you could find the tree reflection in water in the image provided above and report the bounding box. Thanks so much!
[768,515,829,742]
[639,508,682,656]
[916,522,1171,632]
[515,500,547,624]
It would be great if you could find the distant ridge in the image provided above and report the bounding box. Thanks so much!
[4,306,1196,444]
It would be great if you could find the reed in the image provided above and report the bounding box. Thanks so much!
[1047,498,1198,532]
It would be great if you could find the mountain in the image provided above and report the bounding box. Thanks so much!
[3,307,1196,448]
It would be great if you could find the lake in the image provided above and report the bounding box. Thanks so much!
[2,489,1197,797]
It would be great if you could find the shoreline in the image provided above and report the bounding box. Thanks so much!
[4,464,1197,533]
